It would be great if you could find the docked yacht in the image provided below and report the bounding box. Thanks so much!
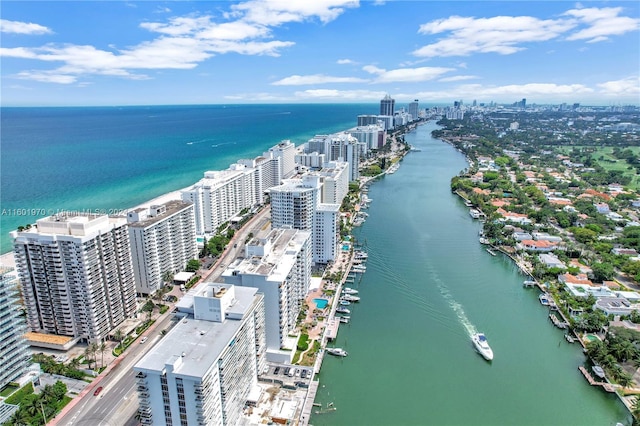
[336,307,351,314]
[342,287,359,295]
[472,333,494,361]
[592,365,606,379]
[339,316,350,323]
[326,348,348,357]
[339,300,351,306]
[341,294,360,302]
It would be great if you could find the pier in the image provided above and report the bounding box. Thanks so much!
[549,313,568,329]
[578,366,616,393]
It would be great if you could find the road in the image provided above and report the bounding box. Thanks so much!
[53,313,180,426]
[51,206,272,425]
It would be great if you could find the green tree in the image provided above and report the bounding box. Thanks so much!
[591,262,614,282]
[141,299,155,321]
[185,259,201,273]
[113,329,124,351]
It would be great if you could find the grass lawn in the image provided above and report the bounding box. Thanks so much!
[557,146,640,190]
[0,384,19,397]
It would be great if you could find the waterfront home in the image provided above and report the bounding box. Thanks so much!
[569,259,592,274]
[558,273,593,287]
[564,283,612,298]
[517,239,558,252]
[496,208,532,225]
[594,297,637,316]
[512,232,533,241]
[532,232,563,243]
[539,253,566,269]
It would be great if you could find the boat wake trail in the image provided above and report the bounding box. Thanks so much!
[427,265,477,337]
[366,248,454,331]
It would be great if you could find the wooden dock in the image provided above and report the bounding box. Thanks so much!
[578,366,616,392]
[549,313,568,329]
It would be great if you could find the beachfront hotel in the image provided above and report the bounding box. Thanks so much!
[134,283,265,426]
[182,141,297,235]
[127,201,198,296]
[221,228,311,363]
[11,213,137,343]
[0,267,31,390]
[349,124,386,151]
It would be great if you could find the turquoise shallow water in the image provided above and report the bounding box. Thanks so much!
[310,123,630,426]
[0,104,372,253]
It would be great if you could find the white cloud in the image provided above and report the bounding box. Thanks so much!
[413,6,639,58]
[363,65,454,83]
[271,74,367,85]
[438,75,478,82]
[564,7,640,43]
[0,19,52,35]
[294,89,387,100]
[337,58,356,64]
[597,76,640,97]
[1,0,359,84]
[231,0,359,26]
[414,15,574,57]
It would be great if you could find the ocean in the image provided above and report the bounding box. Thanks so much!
[0,104,373,254]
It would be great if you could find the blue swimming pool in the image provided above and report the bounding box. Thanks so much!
[313,298,329,309]
[342,244,350,251]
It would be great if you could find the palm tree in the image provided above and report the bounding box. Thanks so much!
[113,329,124,351]
[614,340,637,362]
[99,341,107,369]
[632,396,640,420]
[617,371,633,389]
[84,345,95,370]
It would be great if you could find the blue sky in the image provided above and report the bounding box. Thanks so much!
[1,1,639,106]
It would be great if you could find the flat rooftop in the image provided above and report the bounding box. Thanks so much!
[135,286,260,378]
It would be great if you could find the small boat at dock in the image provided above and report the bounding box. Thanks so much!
[486,248,497,256]
[326,347,348,357]
[336,307,351,314]
[342,287,358,295]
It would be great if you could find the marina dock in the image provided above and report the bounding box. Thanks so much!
[578,366,616,393]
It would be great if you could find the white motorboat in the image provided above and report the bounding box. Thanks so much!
[339,316,350,323]
[592,365,606,379]
[326,347,348,357]
[339,300,351,306]
[342,287,359,295]
[340,294,360,302]
[336,307,351,314]
[472,333,494,361]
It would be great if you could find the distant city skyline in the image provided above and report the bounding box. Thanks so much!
[1,1,639,106]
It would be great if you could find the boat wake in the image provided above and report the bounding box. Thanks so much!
[428,265,477,337]
[366,247,455,331]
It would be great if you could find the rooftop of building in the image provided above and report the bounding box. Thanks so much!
[127,200,193,228]
[25,332,74,345]
[135,285,260,378]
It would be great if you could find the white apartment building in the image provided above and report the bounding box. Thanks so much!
[269,174,342,265]
[221,229,311,363]
[11,214,137,342]
[134,283,266,426]
[181,166,258,235]
[127,201,198,296]
[295,152,326,170]
[0,267,31,389]
[314,204,340,264]
[305,133,361,182]
[312,161,349,205]
[268,140,296,179]
[269,178,319,232]
[349,124,385,151]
